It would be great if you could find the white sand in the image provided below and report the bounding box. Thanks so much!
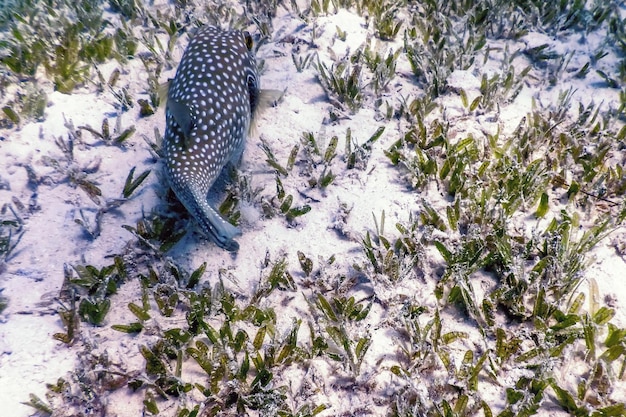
[1,2,625,416]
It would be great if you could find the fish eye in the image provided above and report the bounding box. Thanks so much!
[244,32,254,50]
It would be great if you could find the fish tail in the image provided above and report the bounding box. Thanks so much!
[176,184,241,252]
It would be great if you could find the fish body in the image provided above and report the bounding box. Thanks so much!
[163,26,260,252]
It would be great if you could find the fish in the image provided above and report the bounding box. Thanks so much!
[163,26,262,252]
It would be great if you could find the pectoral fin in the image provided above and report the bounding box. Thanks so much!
[157,80,171,108]
[249,89,286,136]
[167,98,195,146]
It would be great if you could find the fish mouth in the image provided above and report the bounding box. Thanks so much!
[195,210,241,252]
[171,182,242,252]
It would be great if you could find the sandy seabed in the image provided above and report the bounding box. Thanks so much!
[1,1,626,416]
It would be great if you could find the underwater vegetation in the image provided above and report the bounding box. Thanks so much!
[2,0,625,416]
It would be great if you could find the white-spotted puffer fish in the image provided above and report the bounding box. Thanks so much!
[163,26,262,252]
